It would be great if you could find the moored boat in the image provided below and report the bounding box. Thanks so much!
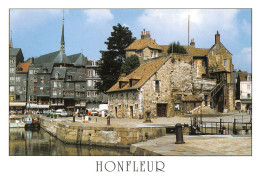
[9,115,25,128]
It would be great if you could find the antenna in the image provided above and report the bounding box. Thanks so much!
[188,15,190,55]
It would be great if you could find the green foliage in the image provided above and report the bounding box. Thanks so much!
[120,55,140,75]
[96,23,136,93]
[167,41,187,54]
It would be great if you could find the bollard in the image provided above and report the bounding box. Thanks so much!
[233,119,237,135]
[143,108,152,123]
[73,116,75,122]
[175,123,185,144]
[219,118,222,134]
[107,116,110,125]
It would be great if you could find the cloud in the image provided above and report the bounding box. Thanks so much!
[84,9,113,23]
[10,9,63,30]
[137,9,239,46]
[233,47,252,71]
[241,19,251,35]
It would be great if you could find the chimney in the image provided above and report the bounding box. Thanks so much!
[190,39,195,47]
[141,31,144,39]
[29,57,34,64]
[215,31,220,44]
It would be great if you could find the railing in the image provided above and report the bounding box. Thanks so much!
[190,117,252,135]
[210,80,225,108]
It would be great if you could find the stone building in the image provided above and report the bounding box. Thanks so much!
[107,54,216,118]
[125,30,163,65]
[107,30,235,119]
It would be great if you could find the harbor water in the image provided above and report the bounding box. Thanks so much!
[9,128,132,156]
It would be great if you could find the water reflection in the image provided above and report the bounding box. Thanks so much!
[9,128,132,156]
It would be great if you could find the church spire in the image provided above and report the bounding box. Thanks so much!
[60,10,65,53]
[10,30,13,48]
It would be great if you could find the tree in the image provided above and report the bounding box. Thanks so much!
[96,23,136,93]
[167,41,187,54]
[120,55,140,75]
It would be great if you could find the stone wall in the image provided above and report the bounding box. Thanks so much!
[54,123,166,148]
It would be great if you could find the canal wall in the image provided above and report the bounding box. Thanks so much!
[40,120,166,148]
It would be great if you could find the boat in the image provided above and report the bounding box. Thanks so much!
[9,115,25,128]
[24,115,40,130]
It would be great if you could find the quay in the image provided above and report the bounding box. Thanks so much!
[36,111,251,155]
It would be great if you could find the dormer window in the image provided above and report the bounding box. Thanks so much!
[55,72,59,79]
[247,75,251,81]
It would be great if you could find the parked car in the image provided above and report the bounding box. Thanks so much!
[98,109,109,117]
[90,110,98,116]
[60,111,68,117]
[66,111,73,117]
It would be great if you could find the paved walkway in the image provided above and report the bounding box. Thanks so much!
[39,110,251,127]
[130,135,252,156]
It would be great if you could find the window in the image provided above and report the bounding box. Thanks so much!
[88,70,92,77]
[92,61,96,66]
[88,80,92,87]
[10,59,15,64]
[40,77,44,83]
[53,90,57,96]
[68,75,72,80]
[93,91,97,97]
[54,81,57,88]
[10,68,15,73]
[76,83,80,89]
[58,82,62,88]
[33,86,37,92]
[34,70,37,74]
[17,85,21,91]
[87,91,91,97]
[247,94,251,98]
[34,77,37,83]
[247,84,251,90]
[174,103,180,111]
[29,70,33,74]
[93,70,96,77]
[58,90,62,95]
[55,72,59,79]
[10,76,14,81]
[93,80,96,87]
[23,87,26,91]
[247,75,251,81]
[155,80,160,93]
[40,87,44,91]
[224,59,227,67]
[16,77,21,82]
[135,104,138,109]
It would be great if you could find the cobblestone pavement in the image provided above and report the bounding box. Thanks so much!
[131,135,252,156]
[39,110,251,127]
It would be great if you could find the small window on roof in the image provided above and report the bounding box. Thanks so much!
[55,72,59,79]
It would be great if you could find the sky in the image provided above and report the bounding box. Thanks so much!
[9,8,252,72]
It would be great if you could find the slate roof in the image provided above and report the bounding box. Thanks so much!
[107,55,171,93]
[68,53,85,66]
[51,67,67,79]
[34,51,60,64]
[238,71,251,81]
[10,48,22,56]
[16,62,31,73]
[125,38,163,51]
